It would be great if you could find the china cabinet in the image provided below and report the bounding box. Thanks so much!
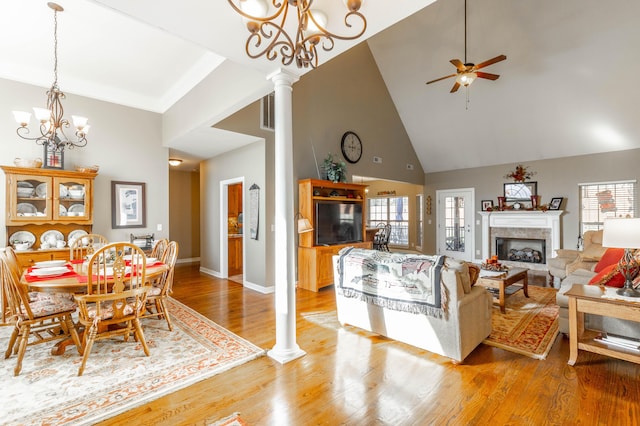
[2,166,96,268]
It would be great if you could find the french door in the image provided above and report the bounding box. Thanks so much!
[436,188,475,261]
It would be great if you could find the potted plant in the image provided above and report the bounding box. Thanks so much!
[323,153,347,183]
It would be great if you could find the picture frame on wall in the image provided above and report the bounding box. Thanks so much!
[481,200,494,211]
[43,144,64,169]
[111,181,146,228]
[549,197,564,210]
[504,181,537,201]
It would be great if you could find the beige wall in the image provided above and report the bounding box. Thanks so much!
[424,149,640,257]
[169,169,200,260]
[0,78,169,246]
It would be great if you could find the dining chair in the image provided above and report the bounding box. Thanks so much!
[69,233,108,261]
[0,253,81,376]
[373,223,391,251]
[73,242,150,376]
[142,241,179,331]
[150,238,169,261]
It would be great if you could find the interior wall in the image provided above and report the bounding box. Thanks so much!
[200,140,267,289]
[0,78,169,246]
[424,148,640,257]
[169,169,200,260]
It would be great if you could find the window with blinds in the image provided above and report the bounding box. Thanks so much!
[579,180,637,234]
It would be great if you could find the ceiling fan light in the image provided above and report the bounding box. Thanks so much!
[456,72,477,87]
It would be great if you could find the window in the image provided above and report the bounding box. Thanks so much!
[368,196,409,247]
[579,180,637,235]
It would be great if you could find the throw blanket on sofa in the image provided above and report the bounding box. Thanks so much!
[337,247,446,318]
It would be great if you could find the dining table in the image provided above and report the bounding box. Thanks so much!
[21,258,169,355]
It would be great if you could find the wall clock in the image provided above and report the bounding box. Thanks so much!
[341,131,363,164]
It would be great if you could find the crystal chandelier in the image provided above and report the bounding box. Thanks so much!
[13,2,89,152]
[227,0,367,69]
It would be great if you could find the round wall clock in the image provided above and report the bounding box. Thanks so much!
[341,131,363,164]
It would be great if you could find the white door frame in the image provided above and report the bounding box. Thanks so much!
[219,177,245,280]
[436,188,475,261]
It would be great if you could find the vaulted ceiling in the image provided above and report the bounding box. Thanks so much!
[2,0,638,173]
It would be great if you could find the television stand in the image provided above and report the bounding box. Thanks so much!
[297,179,371,292]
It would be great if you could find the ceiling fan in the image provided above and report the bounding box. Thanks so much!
[426,0,506,93]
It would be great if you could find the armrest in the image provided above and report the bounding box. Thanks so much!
[566,257,598,275]
[555,249,580,259]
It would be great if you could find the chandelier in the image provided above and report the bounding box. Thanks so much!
[13,2,89,152]
[227,0,367,69]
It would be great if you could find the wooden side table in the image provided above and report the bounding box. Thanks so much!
[566,284,640,365]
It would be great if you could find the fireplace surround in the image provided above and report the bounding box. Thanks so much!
[479,210,562,271]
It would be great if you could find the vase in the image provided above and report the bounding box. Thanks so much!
[531,195,540,209]
[497,196,506,211]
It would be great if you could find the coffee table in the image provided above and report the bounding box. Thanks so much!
[477,267,529,313]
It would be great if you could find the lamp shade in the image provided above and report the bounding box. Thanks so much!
[602,218,640,249]
[297,217,314,234]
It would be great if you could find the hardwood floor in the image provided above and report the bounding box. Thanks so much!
[100,263,640,426]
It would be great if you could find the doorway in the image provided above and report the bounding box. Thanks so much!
[436,188,475,261]
[220,178,244,284]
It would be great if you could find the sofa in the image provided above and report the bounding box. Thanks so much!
[552,230,640,339]
[332,248,492,363]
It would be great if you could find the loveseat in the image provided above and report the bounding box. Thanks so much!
[332,248,492,363]
[553,230,640,339]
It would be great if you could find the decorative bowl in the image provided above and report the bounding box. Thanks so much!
[17,187,34,197]
[13,242,31,251]
[14,158,43,168]
[75,165,99,173]
[69,189,84,199]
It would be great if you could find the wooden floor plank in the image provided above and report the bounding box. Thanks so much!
[99,263,640,425]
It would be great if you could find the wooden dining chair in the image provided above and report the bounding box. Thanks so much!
[0,252,81,376]
[73,242,150,376]
[142,241,179,331]
[150,238,169,261]
[69,233,108,261]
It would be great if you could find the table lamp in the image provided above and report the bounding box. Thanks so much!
[295,213,314,234]
[602,218,640,297]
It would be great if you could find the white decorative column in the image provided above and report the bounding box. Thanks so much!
[267,69,306,364]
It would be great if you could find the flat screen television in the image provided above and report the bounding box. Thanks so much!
[315,202,363,245]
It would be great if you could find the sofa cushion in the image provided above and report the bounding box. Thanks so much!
[594,248,625,273]
[588,263,625,287]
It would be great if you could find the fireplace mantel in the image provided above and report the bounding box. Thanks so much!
[478,210,563,263]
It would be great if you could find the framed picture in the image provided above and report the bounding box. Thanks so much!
[111,181,146,228]
[504,181,537,202]
[43,144,64,169]
[549,197,564,210]
[481,200,494,211]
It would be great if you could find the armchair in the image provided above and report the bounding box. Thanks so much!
[548,230,605,285]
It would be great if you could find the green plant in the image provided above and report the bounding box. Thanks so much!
[323,153,347,183]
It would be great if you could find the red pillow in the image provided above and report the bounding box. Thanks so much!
[588,263,625,288]
[594,248,625,273]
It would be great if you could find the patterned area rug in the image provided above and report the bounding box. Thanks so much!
[480,285,559,359]
[206,412,248,426]
[2,298,265,425]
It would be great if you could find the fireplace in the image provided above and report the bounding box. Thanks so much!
[479,210,562,271]
[496,237,546,264]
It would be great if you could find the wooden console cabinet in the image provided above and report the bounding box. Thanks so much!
[2,166,96,268]
[297,179,371,292]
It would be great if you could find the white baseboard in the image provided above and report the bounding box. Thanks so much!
[177,257,200,264]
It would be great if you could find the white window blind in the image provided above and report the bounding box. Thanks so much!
[579,180,637,234]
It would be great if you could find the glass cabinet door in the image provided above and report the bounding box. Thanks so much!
[54,177,91,222]
[12,174,52,221]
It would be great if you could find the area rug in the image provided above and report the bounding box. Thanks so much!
[2,298,265,426]
[206,412,248,426]
[480,285,559,359]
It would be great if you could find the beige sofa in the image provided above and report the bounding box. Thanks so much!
[332,249,492,363]
[552,230,640,339]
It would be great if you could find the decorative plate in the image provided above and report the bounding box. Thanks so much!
[59,184,69,198]
[35,183,47,198]
[33,260,67,269]
[69,204,85,214]
[17,181,34,189]
[59,204,67,215]
[17,203,37,214]
[68,229,88,242]
[40,229,64,244]
[9,230,36,247]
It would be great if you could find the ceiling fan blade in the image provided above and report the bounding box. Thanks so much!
[476,72,500,81]
[473,54,507,70]
[426,74,457,85]
[450,59,466,71]
[450,82,461,93]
